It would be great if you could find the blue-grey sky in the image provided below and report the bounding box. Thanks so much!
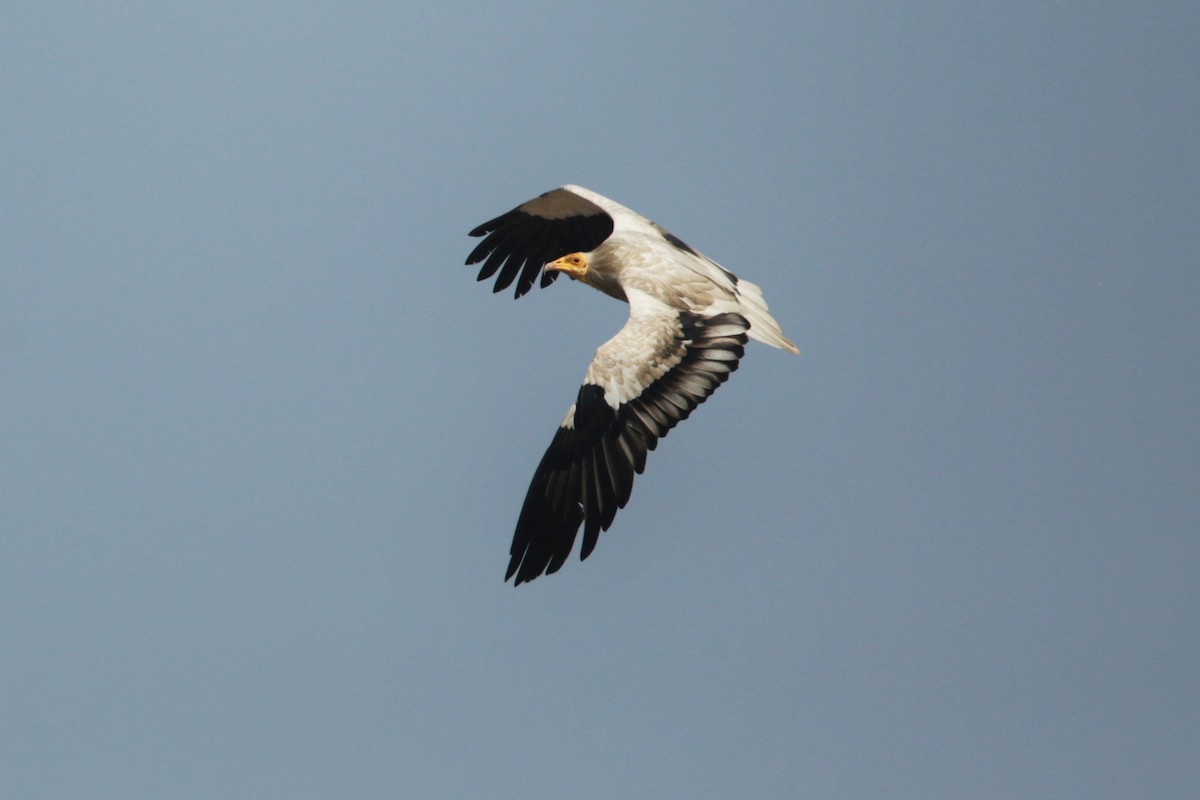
[3,2,1197,798]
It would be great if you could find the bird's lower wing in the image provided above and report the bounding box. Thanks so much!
[506,309,749,584]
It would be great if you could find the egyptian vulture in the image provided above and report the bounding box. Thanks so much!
[466,185,799,585]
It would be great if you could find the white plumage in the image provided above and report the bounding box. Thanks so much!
[466,185,798,584]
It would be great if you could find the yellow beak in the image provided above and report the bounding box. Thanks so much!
[545,252,589,280]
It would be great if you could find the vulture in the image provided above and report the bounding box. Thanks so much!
[466,185,799,584]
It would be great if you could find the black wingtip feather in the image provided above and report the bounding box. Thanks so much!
[465,190,615,300]
[504,313,751,584]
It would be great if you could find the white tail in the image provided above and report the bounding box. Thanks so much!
[735,278,800,354]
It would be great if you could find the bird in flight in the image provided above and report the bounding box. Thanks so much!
[466,185,799,585]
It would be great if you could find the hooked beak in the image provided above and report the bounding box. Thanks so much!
[545,252,589,280]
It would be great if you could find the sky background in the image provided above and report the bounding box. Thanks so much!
[2,2,1198,798]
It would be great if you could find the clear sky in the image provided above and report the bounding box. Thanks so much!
[3,2,1197,798]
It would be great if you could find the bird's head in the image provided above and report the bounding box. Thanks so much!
[545,252,589,281]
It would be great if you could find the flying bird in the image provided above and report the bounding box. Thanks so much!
[466,185,799,584]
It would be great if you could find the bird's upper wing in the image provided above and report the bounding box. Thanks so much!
[506,292,750,584]
[466,186,616,298]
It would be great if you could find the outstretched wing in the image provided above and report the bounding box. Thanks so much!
[466,186,616,298]
[506,307,750,585]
